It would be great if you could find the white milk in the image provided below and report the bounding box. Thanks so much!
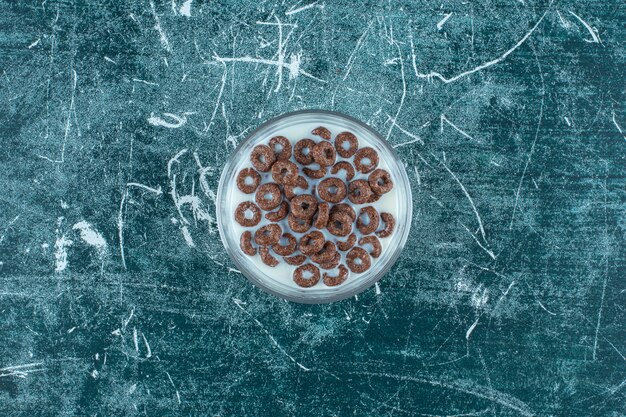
[226,121,400,288]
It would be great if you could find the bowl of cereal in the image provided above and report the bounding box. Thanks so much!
[216,110,412,303]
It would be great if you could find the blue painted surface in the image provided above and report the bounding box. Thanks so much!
[0,0,624,415]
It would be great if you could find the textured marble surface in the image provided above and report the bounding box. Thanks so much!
[1,0,625,415]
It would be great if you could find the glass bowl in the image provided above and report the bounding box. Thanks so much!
[216,110,412,303]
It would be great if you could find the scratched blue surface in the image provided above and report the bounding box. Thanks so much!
[0,0,625,415]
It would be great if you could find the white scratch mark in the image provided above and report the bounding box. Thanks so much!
[593,270,608,361]
[179,0,192,17]
[414,5,550,83]
[556,10,571,28]
[149,0,172,52]
[147,113,187,128]
[128,383,137,395]
[286,1,323,15]
[142,332,152,358]
[0,214,20,245]
[440,159,487,243]
[375,282,381,295]
[564,116,571,126]
[460,223,495,259]
[466,318,479,339]
[104,56,117,64]
[72,221,107,252]
[127,182,163,195]
[133,327,139,353]
[568,10,601,44]
[437,13,453,30]
[611,111,625,140]
[0,363,45,379]
[118,191,127,270]
[331,20,373,107]
[165,372,181,404]
[537,300,557,315]
[386,115,424,147]
[386,41,406,142]
[28,39,40,48]
[54,234,72,273]
[441,114,480,142]
[132,78,159,86]
[413,165,421,186]
[233,298,311,371]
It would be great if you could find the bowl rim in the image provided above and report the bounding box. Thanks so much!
[216,109,413,304]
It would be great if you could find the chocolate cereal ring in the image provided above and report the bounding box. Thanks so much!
[259,246,279,267]
[356,206,380,235]
[376,213,395,238]
[335,132,358,158]
[319,251,341,270]
[313,202,330,229]
[312,126,331,140]
[303,166,326,179]
[269,135,292,160]
[353,147,379,174]
[330,161,355,181]
[235,202,261,227]
[294,138,316,165]
[312,141,336,166]
[310,241,337,264]
[271,160,299,185]
[265,201,289,222]
[255,183,282,211]
[318,177,347,203]
[284,176,308,200]
[284,254,307,266]
[327,211,352,237]
[347,180,374,204]
[254,224,282,246]
[293,264,321,288]
[367,192,381,203]
[336,233,357,251]
[291,194,318,219]
[330,203,356,221]
[236,168,261,194]
[273,233,297,256]
[346,247,371,273]
[358,235,382,258]
[368,168,393,195]
[240,231,256,256]
[298,231,325,255]
[323,265,349,287]
[288,213,312,233]
[250,144,276,172]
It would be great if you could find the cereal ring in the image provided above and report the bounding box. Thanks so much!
[347,179,374,204]
[310,241,337,264]
[318,177,347,203]
[269,135,292,160]
[298,231,325,255]
[255,183,282,211]
[336,233,357,251]
[327,211,352,237]
[271,160,299,185]
[356,206,380,235]
[312,126,331,140]
[313,202,330,229]
[367,192,381,203]
[354,147,379,174]
[330,203,356,221]
[358,235,382,258]
[368,168,393,194]
[291,194,318,219]
[312,141,336,166]
[273,233,297,256]
[254,224,282,246]
[335,132,358,158]
[284,176,308,200]
[284,254,307,266]
[346,247,371,273]
[303,166,326,179]
[288,213,312,233]
[330,161,355,181]
[240,231,256,256]
[376,213,395,238]
[250,144,276,172]
[319,251,341,270]
[323,265,349,287]
[293,264,321,288]
[259,246,279,267]
[236,168,261,194]
[235,202,261,227]
[294,138,316,165]
[265,201,289,222]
